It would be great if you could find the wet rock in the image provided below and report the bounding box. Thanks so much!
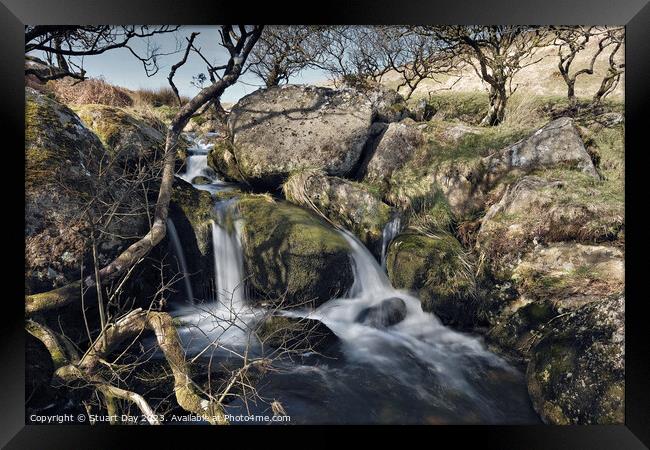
[526,295,624,424]
[191,176,212,185]
[227,85,374,187]
[356,297,407,328]
[256,314,340,356]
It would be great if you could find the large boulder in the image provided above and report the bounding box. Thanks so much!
[482,117,599,184]
[73,104,167,168]
[360,120,425,188]
[385,232,479,325]
[237,195,354,308]
[476,175,624,275]
[526,295,624,424]
[226,85,374,187]
[283,169,393,256]
[25,88,148,293]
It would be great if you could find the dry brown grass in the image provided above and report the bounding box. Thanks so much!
[131,86,189,108]
[47,77,133,107]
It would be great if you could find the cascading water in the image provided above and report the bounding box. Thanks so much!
[211,201,245,309]
[168,131,538,424]
[166,217,194,304]
[222,231,539,424]
[380,215,401,269]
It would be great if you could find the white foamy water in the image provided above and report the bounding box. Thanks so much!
[380,215,401,269]
[166,132,537,424]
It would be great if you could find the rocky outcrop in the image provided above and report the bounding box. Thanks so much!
[237,195,353,308]
[386,232,479,326]
[360,120,425,188]
[226,85,375,187]
[476,175,624,275]
[283,169,393,256]
[383,117,599,220]
[73,104,168,168]
[526,295,624,424]
[487,243,624,358]
[24,88,148,293]
[482,117,599,184]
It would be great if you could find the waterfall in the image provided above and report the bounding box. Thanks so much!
[380,215,401,269]
[166,218,195,304]
[211,200,246,310]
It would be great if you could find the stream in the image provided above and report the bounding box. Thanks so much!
[167,132,540,425]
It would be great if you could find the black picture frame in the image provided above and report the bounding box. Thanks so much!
[2,1,648,447]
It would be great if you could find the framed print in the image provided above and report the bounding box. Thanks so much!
[1,0,648,447]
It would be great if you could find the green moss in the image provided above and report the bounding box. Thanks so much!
[386,232,478,324]
[237,194,352,307]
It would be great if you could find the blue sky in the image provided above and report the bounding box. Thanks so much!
[50,26,328,103]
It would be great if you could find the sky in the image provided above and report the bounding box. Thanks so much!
[46,26,329,104]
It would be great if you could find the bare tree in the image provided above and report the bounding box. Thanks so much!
[592,27,624,105]
[26,25,273,424]
[25,26,179,82]
[424,26,548,126]
[552,26,624,108]
[247,25,317,87]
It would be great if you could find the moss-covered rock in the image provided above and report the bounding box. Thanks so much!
[526,295,624,424]
[72,104,167,167]
[476,175,624,276]
[487,242,624,360]
[25,88,148,293]
[237,194,353,308]
[206,136,246,182]
[283,169,393,257]
[385,232,479,325]
[167,178,217,300]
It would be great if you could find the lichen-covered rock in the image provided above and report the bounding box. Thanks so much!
[237,195,353,308]
[227,85,374,187]
[488,243,624,360]
[25,88,148,293]
[73,104,167,167]
[255,314,340,356]
[283,169,393,256]
[526,295,624,424]
[365,85,409,123]
[483,117,599,183]
[476,175,624,275]
[385,232,479,325]
[206,136,246,182]
[361,120,424,188]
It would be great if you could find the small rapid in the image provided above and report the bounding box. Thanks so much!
[167,132,538,424]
